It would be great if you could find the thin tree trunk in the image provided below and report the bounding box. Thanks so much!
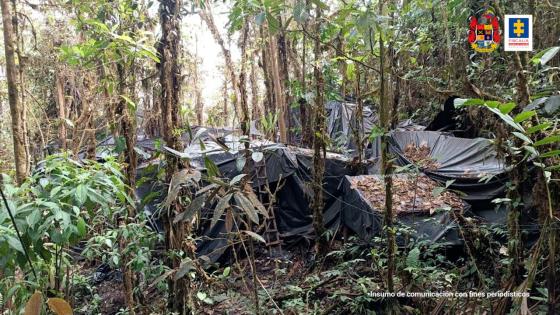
[115,60,137,314]
[300,5,312,147]
[268,29,287,143]
[1,0,28,184]
[440,0,452,87]
[378,0,397,310]
[277,19,290,143]
[259,25,274,119]
[250,50,260,122]
[55,73,67,150]
[158,1,192,313]
[311,4,327,255]
[222,78,229,125]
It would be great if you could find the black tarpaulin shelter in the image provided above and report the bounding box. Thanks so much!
[326,100,377,151]
[133,133,362,261]
[340,175,464,245]
[340,130,512,243]
[388,131,508,207]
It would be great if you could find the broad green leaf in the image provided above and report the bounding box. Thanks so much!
[210,193,232,228]
[120,95,137,112]
[251,151,264,163]
[432,186,445,198]
[513,110,536,123]
[222,266,231,277]
[75,184,87,205]
[532,46,560,65]
[541,150,560,158]
[26,209,41,227]
[293,0,308,23]
[406,247,420,268]
[527,122,551,134]
[534,135,560,147]
[461,98,485,106]
[487,107,524,132]
[7,235,25,253]
[255,12,266,25]
[523,145,538,157]
[499,102,516,114]
[204,156,220,177]
[485,101,500,108]
[244,190,268,218]
[76,217,86,237]
[235,156,246,172]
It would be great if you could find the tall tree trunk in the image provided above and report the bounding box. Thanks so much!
[194,36,203,126]
[277,19,290,143]
[250,50,260,122]
[311,4,327,255]
[1,0,28,184]
[116,61,137,314]
[268,30,288,143]
[300,4,312,147]
[259,25,274,118]
[378,1,397,310]
[336,31,347,97]
[440,0,452,87]
[158,1,192,314]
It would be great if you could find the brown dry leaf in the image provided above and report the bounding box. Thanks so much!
[404,142,441,170]
[351,175,463,216]
[47,298,73,315]
[24,292,43,315]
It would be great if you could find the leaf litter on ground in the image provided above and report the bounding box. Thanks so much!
[350,174,464,215]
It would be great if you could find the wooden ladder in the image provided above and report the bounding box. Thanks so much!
[254,156,283,256]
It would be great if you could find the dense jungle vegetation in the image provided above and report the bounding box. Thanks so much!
[0,0,558,314]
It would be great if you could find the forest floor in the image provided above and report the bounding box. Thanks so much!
[71,240,375,314]
[63,225,556,315]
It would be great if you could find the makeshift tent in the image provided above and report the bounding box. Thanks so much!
[326,100,377,152]
[388,131,508,207]
[340,174,465,245]
[339,130,515,243]
[132,133,364,261]
[87,127,522,260]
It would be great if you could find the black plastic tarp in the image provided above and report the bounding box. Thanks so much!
[134,137,362,261]
[340,175,464,245]
[388,131,508,206]
[326,100,377,151]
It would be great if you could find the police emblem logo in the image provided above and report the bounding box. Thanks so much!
[468,10,501,53]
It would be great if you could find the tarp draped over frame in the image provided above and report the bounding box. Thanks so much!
[107,126,512,261]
